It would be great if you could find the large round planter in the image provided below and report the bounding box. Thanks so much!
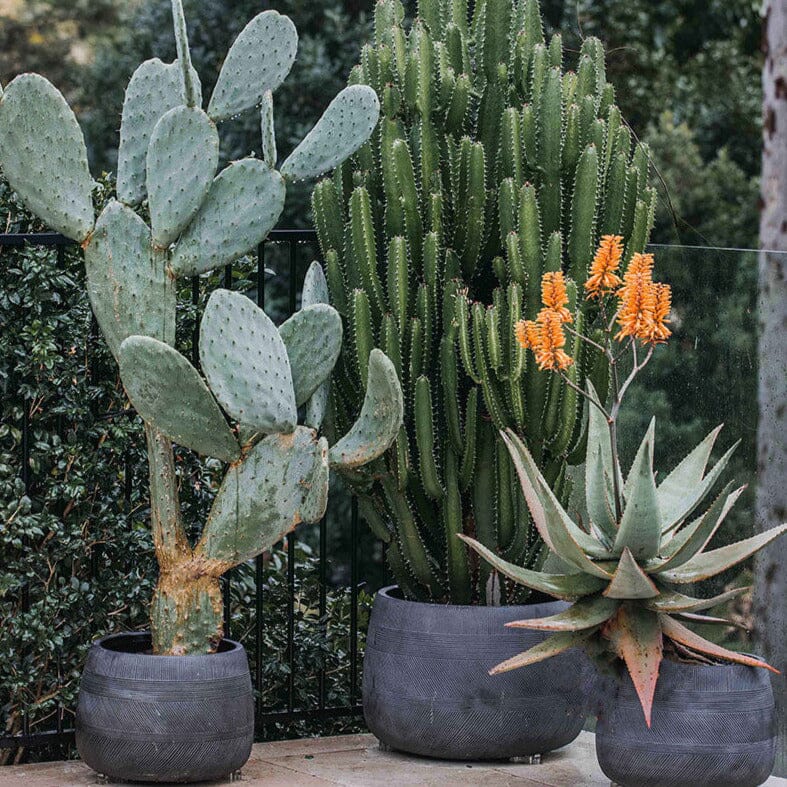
[75,632,254,783]
[596,657,776,787]
[362,585,589,760]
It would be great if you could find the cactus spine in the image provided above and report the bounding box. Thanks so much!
[0,0,396,654]
[315,0,656,603]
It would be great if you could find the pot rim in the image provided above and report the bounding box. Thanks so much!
[92,631,244,659]
[375,584,562,612]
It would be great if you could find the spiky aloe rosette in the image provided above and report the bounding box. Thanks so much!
[461,244,787,724]
[0,0,403,654]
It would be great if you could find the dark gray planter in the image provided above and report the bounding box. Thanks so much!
[596,656,776,787]
[362,585,589,760]
[76,632,253,783]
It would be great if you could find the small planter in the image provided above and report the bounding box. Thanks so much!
[596,656,776,787]
[75,632,253,783]
[362,585,589,760]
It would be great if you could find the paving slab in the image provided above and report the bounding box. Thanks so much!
[1,732,785,786]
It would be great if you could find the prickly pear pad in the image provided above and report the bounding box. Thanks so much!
[116,59,202,206]
[200,289,297,436]
[119,336,241,462]
[0,74,94,241]
[169,159,286,276]
[147,106,219,247]
[208,11,297,122]
[84,201,175,359]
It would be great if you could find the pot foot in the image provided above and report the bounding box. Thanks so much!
[509,753,542,765]
[228,770,244,782]
[94,775,111,785]
[377,741,394,753]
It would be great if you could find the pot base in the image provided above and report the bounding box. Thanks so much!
[596,658,776,787]
[76,632,254,784]
[363,586,589,761]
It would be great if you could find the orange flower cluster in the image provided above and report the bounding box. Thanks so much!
[585,235,624,298]
[615,252,672,344]
[515,271,574,371]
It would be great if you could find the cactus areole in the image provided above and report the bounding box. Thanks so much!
[0,0,397,656]
[316,0,659,605]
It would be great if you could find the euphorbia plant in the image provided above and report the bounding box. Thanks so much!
[0,0,404,655]
[461,238,787,724]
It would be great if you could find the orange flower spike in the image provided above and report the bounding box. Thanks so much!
[615,273,657,342]
[540,271,573,323]
[535,309,574,371]
[585,235,624,298]
[515,319,541,350]
[643,283,672,344]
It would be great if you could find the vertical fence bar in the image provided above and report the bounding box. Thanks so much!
[20,403,31,739]
[191,277,200,367]
[222,263,234,638]
[318,514,328,710]
[255,242,266,715]
[349,497,359,706]
[286,239,297,713]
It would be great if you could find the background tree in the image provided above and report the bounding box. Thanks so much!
[756,0,787,774]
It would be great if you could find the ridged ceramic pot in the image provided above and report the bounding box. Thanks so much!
[76,632,254,783]
[596,657,776,787]
[362,585,589,760]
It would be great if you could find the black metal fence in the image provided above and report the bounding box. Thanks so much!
[0,229,377,755]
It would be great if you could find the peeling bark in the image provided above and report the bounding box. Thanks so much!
[756,0,787,776]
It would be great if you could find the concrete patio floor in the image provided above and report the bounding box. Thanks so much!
[1,732,786,786]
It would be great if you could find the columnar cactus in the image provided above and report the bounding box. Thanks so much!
[0,0,400,654]
[314,0,657,603]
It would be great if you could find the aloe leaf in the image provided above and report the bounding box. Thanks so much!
[623,417,655,501]
[675,612,747,630]
[587,444,617,542]
[653,483,744,572]
[605,604,663,727]
[603,548,659,599]
[657,424,722,522]
[660,615,779,673]
[661,442,739,535]
[659,524,787,584]
[458,535,607,599]
[585,380,621,514]
[645,586,749,613]
[489,629,598,675]
[503,430,613,572]
[614,433,660,559]
[506,595,619,632]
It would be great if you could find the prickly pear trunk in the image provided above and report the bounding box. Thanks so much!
[756,0,787,774]
[144,424,226,655]
[151,573,224,656]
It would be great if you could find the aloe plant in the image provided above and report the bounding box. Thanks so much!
[462,255,787,724]
[0,0,403,655]
[313,0,657,604]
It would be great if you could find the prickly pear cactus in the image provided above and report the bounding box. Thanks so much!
[0,0,392,654]
[315,0,657,604]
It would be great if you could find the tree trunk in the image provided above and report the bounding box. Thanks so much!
[757,0,787,776]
